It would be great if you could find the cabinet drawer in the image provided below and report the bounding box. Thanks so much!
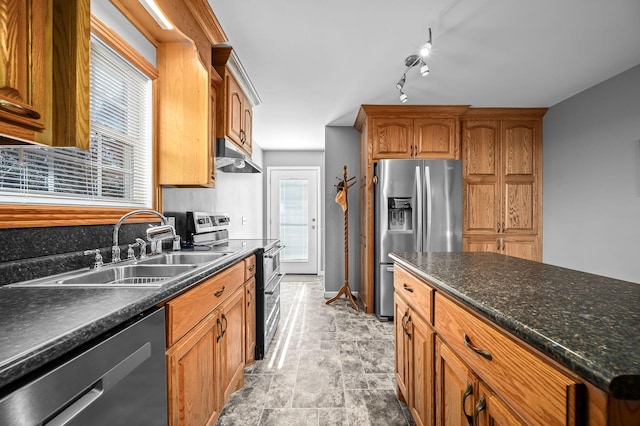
[394,265,434,324]
[244,255,256,280]
[434,293,583,425]
[166,261,244,346]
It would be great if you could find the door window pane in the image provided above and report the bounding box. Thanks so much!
[279,179,308,261]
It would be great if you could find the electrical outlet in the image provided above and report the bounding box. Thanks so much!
[242,216,247,226]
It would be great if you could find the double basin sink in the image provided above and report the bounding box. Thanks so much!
[8,252,231,288]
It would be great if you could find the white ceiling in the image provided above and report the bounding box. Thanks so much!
[208,0,640,151]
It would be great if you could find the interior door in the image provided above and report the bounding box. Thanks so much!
[268,168,319,274]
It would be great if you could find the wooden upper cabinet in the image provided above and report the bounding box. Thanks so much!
[0,0,90,148]
[359,105,468,160]
[372,117,414,158]
[414,117,458,158]
[461,109,545,261]
[212,46,256,156]
[0,0,51,138]
[157,42,212,186]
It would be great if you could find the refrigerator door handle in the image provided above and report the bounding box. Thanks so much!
[415,165,423,252]
[424,165,433,252]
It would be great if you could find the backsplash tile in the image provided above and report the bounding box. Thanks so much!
[0,223,155,285]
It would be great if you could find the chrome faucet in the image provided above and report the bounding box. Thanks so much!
[112,209,175,262]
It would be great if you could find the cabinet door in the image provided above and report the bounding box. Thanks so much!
[226,74,243,147]
[435,337,476,426]
[502,237,539,261]
[241,100,252,155]
[463,237,500,254]
[394,293,410,401]
[244,277,256,365]
[220,286,245,402]
[0,0,50,136]
[476,382,526,426]
[407,311,435,426]
[372,117,414,159]
[462,119,501,234]
[501,120,540,235]
[158,43,210,186]
[414,117,458,159]
[167,311,221,426]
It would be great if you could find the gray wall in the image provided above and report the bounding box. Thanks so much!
[163,144,265,239]
[324,126,360,295]
[262,150,325,273]
[543,64,640,284]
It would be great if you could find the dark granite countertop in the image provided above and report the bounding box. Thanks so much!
[0,239,278,391]
[389,252,640,400]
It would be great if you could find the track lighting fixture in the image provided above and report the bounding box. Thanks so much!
[396,28,433,103]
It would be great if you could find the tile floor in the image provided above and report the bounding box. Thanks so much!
[217,275,415,426]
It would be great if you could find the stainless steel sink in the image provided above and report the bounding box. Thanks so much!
[137,252,229,265]
[7,264,198,288]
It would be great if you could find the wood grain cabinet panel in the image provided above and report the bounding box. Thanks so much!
[461,109,545,261]
[0,0,90,148]
[435,293,582,426]
[372,117,414,158]
[157,42,213,186]
[166,311,220,426]
[219,285,245,403]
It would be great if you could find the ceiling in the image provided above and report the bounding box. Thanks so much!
[208,0,640,151]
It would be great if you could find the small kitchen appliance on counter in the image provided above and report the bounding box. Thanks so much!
[169,211,283,360]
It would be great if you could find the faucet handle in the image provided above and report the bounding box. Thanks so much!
[83,249,104,269]
[135,238,148,259]
[127,243,139,261]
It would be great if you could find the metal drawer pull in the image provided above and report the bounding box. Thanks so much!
[462,382,473,426]
[214,286,226,297]
[474,396,486,424]
[248,265,255,272]
[463,333,493,360]
[403,283,414,293]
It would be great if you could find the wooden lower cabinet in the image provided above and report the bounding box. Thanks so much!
[167,311,221,426]
[394,274,435,426]
[165,260,247,426]
[244,276,256,365]
[220,286,245,403]
[435,337,525,426]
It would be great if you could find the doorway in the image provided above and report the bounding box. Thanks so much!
[268,167,320,274]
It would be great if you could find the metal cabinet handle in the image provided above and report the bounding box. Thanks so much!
[462,382,474,426]
[0,98,41,119]
[247,288,252,305]
[405,315,412,340]
[248,264,255,272]
[214,286,226,297]
[221,313,228,338]
[497,221,501,233]
[474,396,486,425]
[216,318,223,342]
[463,333,493,360]
[403,283,414,293]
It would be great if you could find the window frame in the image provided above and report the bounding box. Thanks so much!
[0,16,160,228]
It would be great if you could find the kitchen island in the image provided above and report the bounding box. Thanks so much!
[390,252,639,425]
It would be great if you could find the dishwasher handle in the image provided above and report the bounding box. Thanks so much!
[45,342,151,426]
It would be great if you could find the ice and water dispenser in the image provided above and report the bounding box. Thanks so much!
[387,197,413,231]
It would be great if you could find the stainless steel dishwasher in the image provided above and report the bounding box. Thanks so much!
[0,307,167,425]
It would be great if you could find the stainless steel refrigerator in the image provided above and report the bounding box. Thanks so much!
[375,159,462,319]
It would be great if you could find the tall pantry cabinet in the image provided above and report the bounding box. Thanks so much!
[461,109,546,262]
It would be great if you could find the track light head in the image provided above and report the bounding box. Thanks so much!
[396,75,406,90]
[399,91,408,103]
[420,61,430,77]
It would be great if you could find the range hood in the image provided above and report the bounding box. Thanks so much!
[215,138,262,173]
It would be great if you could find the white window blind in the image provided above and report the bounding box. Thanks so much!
[0,34,153,207]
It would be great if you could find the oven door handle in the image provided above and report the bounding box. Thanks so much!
[265,273,284,295]
[264,245,285,258]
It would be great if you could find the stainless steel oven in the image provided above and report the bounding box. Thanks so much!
[255,242,284,360]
